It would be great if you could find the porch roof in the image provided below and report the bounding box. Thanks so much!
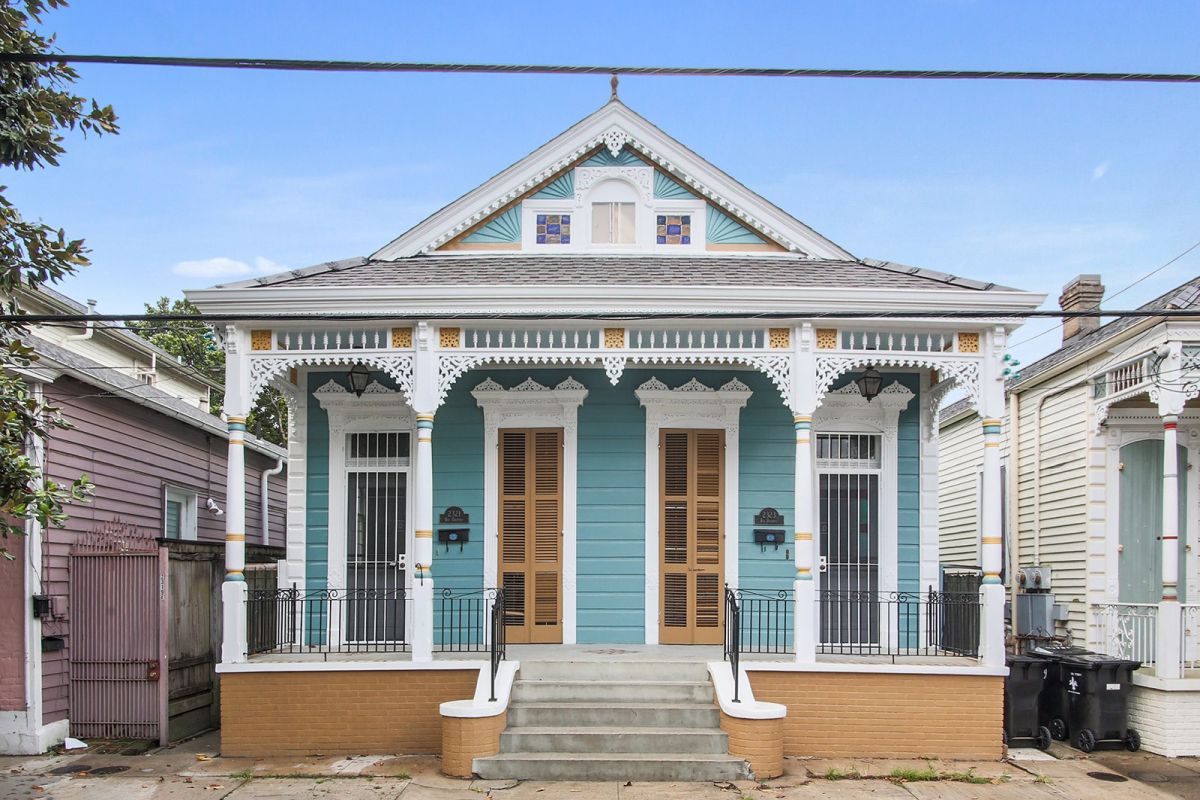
[212,253,1014,293]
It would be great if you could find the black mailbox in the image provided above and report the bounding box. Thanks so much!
[438,528,469,551]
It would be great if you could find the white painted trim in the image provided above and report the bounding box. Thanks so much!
[637,376,752,645]
[707,662,787,720]
[1132,671,1200,691]
[440,661,521,718]
[316,380,416,646]
[742,660,1007,677]
[918,373,941,596]
[472,377,588,644]
[0,716,68,755]
[187,282,1045,318]
[217,659,487,674]
[285,370,309,591]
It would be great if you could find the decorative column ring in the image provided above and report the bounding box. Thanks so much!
[224,415,248,581]
[980,417,1004,585]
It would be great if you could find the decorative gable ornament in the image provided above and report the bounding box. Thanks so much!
[602,127,632,158]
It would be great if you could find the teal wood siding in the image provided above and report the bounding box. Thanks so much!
[894,373,922,594]
[304,371,337,593]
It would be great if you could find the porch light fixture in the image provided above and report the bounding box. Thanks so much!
[855,365,883,402]
[348,363,370,397]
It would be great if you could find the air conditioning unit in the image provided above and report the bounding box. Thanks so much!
[1017,565,1052,593]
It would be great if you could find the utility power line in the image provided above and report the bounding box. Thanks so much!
[5,308,1200,325]
[3,53,1200,83]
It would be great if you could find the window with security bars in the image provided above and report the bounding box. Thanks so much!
[344,432,410,643]
[817,433,882,647]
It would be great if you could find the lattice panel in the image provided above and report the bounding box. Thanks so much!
[391,327,413,348]
[604,327,626,348]
[957,332,980,353]
[440,327,461,349]
[250,329,273,351]
[768,328,791,349]
[816,328,838,349]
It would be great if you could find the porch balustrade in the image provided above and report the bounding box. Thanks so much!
[246,587,411,659]
[1094,602,1158,666]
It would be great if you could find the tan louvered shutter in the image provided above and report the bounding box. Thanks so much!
[660,429,724,645]
[498,428,563,644]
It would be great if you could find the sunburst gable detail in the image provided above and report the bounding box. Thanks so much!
[581,146,644,167]
[531,172,575,200]
[654,171,696,199]
[462,204,522,244]
[707,205,766,245]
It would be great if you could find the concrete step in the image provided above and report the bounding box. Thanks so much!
[499,726,728,755]
[473,752,750,782]
[507,701,720,728]
[516,659,710,683]
[511,679,713,704]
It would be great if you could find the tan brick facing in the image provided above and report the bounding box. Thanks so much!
[220,669,477,757]
[748,671,1003,760]
[441,711,506,777]
[721,712,783,779]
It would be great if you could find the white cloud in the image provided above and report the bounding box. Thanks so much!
[1092,161,1111,180]
[172,256,286,278]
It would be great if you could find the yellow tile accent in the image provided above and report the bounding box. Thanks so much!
[604,328,626,348]
[225,533,246,542]
[768,328,791,349]
[439,327,461,349]
[815,328,838,349]
[391,327,413,348]
[250,329,273,351]
[957,332,980,353]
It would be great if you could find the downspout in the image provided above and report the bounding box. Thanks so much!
[1008,391,1020,613]
[63,299,97,341]
[260,456,285,545]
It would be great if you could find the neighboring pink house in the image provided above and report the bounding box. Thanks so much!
[0,287,287,753]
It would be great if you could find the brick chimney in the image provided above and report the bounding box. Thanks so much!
[1059,274,1105,342]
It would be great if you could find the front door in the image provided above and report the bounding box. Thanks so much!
[499,428,564,644]
[1119,439,1188,603]
[660,429,724,645]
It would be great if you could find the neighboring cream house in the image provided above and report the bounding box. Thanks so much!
[939,274,1200,757]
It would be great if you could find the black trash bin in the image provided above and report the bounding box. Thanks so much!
[1004,654,1052,750]
[1034,645,1141,753]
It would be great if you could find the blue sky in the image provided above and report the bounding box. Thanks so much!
[7,0,1200,366]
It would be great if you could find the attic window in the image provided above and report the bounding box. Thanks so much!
[592,202,635,244]
[535,214,571,245]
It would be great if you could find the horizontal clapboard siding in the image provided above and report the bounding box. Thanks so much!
[938,411,983,566]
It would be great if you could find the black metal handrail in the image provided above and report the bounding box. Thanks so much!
[247,587,409,658]
[489,588,506,702]
[723,585,741,702]
[734,588,794,654]
[435,587,492,652]
[817,589,980,659]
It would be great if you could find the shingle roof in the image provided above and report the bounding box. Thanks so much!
[30,336,285,459]
[216,253,1011,292]
[1013,274,1200,386]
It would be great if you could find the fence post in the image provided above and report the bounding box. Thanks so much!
[1156,602,1183,679]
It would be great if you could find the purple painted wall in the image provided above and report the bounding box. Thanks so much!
[37,377,286,725]
[0,537,25,711]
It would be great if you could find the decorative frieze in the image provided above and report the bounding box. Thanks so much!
[391,327,413,348]
[957,332,980,353]
[816,329,838,349]
[439,327,461,349]
[250,330,273,351]
[604,328,626,348]
[769,328,791,349]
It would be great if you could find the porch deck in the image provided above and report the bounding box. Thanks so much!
[244,643,980,667]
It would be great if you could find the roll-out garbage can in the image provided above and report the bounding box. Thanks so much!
[1033,645,1140,752]
[1004,654,1052,750]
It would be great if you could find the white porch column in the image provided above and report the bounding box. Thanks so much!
[410,322,437,662]
[1155,343,1185,678]
[978,328,1006,668]
[221,326,250,664]
[793,324,817,663]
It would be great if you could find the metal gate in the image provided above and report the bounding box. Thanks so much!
[68,549,167,743]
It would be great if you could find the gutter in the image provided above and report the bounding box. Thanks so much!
[63,299,97,341]
[260,456,285,545]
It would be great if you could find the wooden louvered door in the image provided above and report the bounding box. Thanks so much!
[660,429,724,645]
[498,428,564,644]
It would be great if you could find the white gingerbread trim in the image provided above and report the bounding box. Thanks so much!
[251,352,414,408]
[815,354,979,410]
[636,376,752,644]
[472,377,589,644]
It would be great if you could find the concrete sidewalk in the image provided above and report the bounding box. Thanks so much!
[2,733,1197,800]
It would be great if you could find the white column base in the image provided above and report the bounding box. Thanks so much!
[412,579,434,663]
[979,583,1006,668]
[221,580,248,664]
[0,714,67,755]
[1156,601,1183,680]
[794,579,816,664]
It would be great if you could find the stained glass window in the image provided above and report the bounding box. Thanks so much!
[536,213,571,244]
[656,214,692,245]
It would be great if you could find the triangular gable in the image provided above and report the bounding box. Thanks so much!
[372,100,853,260]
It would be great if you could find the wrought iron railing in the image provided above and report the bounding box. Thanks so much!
[818,590,980,659]
[247,587,409,658]
[1184,604,1200,671]
[733,588,793,654]
[435,588,495,652]
[723,585,742,702]
[489,588,507,702]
